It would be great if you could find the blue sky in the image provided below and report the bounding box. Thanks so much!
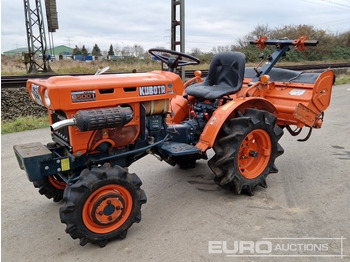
[1,0,350,53]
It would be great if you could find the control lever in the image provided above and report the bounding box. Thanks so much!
[183,93,195,119]
[183,93,193,107]
[254,53,265,77]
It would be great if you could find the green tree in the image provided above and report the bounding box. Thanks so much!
[228,24,350,62]
[72,45,81,56]
[339,31,350,47]
[108,44,115,56]
[92,44,102,57]
[81,45,88,56]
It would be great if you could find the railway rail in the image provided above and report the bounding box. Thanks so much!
[2,63,349,88]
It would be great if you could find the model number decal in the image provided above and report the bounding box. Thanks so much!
[71,91,96,102]
[139,85,166,96]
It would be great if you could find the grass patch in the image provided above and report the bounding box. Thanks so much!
[335,75,350,85]
[1,115,50,134]
[335,69,350,85]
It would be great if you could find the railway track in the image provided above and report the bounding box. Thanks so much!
[2,63,349,88]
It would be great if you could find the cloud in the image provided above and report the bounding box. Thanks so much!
[1,0,349,53]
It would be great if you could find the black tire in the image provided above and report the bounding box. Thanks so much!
[208,108,284,195]
[59,163,147,247]
[33,175,66,202]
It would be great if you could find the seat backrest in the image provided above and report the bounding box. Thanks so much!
[206,51,245,93]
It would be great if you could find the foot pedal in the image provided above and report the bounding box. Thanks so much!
[160,142,201,156]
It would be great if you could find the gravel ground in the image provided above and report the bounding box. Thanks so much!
[1,87,47,121]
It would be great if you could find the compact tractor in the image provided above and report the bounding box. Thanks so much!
[14,36,334,247]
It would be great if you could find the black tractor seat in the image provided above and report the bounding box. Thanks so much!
[186,51,245,100]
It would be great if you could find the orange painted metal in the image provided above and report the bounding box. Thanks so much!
[247,70,335,128]
[26,58,334,156]
[167,73,201,124]
[293,35,308,51]
[82,184,133,234]
[196,69,334,151]
[184,71,203,87]
[48,175,66,190]
[27,71,184,155]
[238,129,272,179]
[195,96,277,152]
[254,35,268,49]
[27,71,183,111]
[167,95,195,124]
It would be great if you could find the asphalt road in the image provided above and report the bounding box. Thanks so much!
[2,84,350,262]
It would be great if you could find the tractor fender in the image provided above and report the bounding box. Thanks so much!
[196,97,277,152]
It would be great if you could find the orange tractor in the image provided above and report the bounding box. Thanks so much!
[14,36,334,247]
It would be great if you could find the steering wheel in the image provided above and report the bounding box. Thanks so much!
[148,48,200,72]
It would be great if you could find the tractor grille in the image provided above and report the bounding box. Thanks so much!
[51,111,70,145]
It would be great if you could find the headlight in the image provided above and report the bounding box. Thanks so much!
[30,84,43,106]
[44,89,51,106]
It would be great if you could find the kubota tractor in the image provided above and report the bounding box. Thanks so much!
[14,36,334,247]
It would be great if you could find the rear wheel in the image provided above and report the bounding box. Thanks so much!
[59,163,146,247]
[208,108,284,195]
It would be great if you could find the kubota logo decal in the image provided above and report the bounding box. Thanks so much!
[139,85,166,96]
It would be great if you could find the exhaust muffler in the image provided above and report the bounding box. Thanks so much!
[51,106,134,132]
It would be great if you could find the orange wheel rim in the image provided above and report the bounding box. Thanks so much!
[48,175,66,190]
[238,129,271,179]
[82,185,133,234]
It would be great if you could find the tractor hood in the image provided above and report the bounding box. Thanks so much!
[26,70,183,111]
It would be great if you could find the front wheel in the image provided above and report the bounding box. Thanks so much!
[33,174,66,202]
[208,108,284,195]
[59,163,147,247]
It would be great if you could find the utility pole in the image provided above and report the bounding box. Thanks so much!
[171,0,185,80]
[23,0,52,73]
